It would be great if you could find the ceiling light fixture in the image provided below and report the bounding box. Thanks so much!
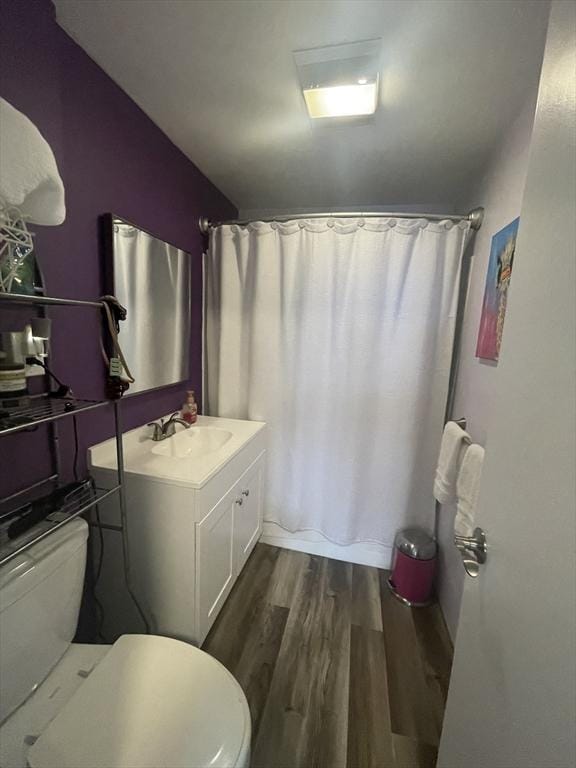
[294,39,381,120]
[303,82,377,119]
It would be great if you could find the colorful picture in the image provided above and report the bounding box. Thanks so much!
[476,217,520,361]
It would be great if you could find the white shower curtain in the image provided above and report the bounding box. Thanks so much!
[205,217,469,546]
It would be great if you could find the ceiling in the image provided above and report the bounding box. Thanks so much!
[54,0,549,214]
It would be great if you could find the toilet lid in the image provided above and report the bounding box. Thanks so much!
[28,635,250,768]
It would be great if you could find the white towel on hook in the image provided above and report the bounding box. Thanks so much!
[455,444,485,536]
[0,97,65,225]
[434,421,471,504]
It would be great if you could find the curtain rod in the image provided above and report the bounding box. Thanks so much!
[199,207,484,234]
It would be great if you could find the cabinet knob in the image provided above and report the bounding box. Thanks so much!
[235,497,244,506]
[241,489,250,497]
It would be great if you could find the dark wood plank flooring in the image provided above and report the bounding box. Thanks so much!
[203,544,453,768]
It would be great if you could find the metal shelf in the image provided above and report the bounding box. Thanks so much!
[0,394,109,437]
[0,290,150,629]
[0,484,120,567]
[0,292,104,309]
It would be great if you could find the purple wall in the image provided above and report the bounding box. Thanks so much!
[0,0,236,497]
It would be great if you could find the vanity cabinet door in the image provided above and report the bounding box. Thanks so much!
[196,491,235,644]
[233,456,263,574]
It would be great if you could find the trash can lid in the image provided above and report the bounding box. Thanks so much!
[394,528,437,560]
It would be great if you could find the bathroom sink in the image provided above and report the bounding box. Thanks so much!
[89,414,266,488]
[151,426,233,459]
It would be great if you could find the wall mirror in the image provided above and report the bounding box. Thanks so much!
[105,214,191,395]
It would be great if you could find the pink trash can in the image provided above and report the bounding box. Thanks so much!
[388,528,437,607]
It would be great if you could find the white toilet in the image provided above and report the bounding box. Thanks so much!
[0,519,251,768]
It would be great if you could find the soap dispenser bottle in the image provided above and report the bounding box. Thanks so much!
[181,390,198,424]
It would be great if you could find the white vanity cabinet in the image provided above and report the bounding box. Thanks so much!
[195,454,263,642]
[89,415,266,646]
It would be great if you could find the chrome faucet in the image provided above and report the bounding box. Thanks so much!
[147,412,191,441]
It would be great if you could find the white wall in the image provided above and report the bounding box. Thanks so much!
[439,1,576,761]
[437,95,541,640]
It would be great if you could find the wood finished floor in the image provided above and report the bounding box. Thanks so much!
[202,544,453,768]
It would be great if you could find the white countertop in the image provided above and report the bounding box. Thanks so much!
[89,414,266,489]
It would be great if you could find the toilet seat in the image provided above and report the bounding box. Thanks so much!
[27,634,251,768]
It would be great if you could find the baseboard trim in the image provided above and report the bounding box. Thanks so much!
[260,522,393,569]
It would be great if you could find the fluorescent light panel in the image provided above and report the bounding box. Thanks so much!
[294,39,381,120]
[303,80,378,119]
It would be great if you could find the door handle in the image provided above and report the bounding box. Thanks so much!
[454,527,487,578]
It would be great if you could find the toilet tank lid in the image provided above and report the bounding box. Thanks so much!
[0,519,88,611]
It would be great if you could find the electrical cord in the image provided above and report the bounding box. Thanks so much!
[92,518,106,641]
[89,477,106,642]
[71,418,105,642]
[72,415,80,483]
[99,297,135,383]
[29,357,71,398]
[93,503,104,587]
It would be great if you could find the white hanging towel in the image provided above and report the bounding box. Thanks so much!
[455,444,485,536]
[434,421,471,504]
[0,97,65,225]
